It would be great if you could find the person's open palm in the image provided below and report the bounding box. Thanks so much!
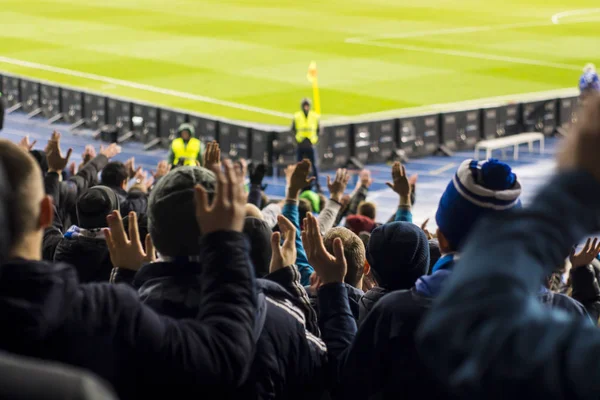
[301,212,346,284]
[104,211,156,271]
[290,159,315,193]
[570,238,600,269]
[386,161,411,197]
[270,215,297,273]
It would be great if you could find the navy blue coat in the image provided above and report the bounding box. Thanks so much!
[0,231,256,399]
[133,259,356,399]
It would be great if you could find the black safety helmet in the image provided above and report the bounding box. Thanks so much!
[301,98,311,109]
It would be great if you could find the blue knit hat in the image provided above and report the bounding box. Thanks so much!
[435,159,521,250]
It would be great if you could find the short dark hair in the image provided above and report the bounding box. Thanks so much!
[324,227,366,288]
[358,201,376,220]
[101,162,128,188]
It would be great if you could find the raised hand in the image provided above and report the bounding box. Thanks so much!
[82,145,96,162]
[249,163,267,186]
[194,159,247,234]
[105,211,156,271]
[359,169,373,189]
[100,143,122,159]
[287,159,315,198]
[327,168,350,202]
[18,136,37,151]
[46,132,73,173]
[570,238,600,269]
[152,160,171,179]
[421,218,435,240]
[301,212,347,284]
[386,161,411,204]
[203,141,221,170]
[269,215,297,273]
[124,157,141,179]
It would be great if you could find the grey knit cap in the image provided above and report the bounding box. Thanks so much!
[148,166,216,257]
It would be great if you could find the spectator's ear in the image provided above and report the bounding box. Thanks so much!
[39,195,53,229]
[437,229,453,254]
[363,260,370,276]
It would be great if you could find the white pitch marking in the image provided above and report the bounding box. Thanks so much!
[348,39,582,72]
[0,56,293,119]
[552,8,600,24]
[428,162,457,176]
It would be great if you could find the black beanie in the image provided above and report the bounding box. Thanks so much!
[29,150,48,175]
[76,186,120,229]
[148,166,216,257]
[367,222,430,290]
[243,217,272,278]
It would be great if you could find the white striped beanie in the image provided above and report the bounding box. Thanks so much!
[435,159,521,250]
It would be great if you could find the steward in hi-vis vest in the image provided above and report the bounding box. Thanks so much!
[292,98,320,191]
[168,123,202,167]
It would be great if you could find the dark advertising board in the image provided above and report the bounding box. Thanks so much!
[441,110,480,150]
[60,88,83,123]
[40,84,61,118]
[188,114,217,143]
[2,76,20,108]
[398,114,439,157]
[558,96,578,130]
[272,130,296,176]
[368,119,396,163]
[522,99,557,136]
[218,122,248,159]
[352,122,371,165]
[158,109,187,146]
[481,104,521,140]
[83,93,106,130]
[106,98,131,134]
[249,129,272,165]
[132,103,158,142]
[319,125,351,171]
[20,80,40,113]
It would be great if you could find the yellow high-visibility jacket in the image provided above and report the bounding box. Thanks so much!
[294,111,319,144]
[171,137,201,166]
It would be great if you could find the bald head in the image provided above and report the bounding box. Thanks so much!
[0,140,46,251]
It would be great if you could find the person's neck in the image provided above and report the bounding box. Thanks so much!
[9,233,42,261]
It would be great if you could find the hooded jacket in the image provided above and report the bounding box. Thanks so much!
[132,258,354,399]
[0,231,257,399]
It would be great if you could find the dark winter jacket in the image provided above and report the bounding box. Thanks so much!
[571,262,600,322]
[358,286,388,324]
[53,235,112,283]
[44,155,109,228]
[340,251,590,399]
[309,283,363,322]
[0,231,257,399]
[132,258,355,399]
[417,171,600,398]
[108,186,148,216]
[42,207,113,283]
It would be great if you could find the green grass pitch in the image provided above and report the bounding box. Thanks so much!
[0,0,598,125]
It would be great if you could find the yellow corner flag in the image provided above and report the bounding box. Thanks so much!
[307,61,321,114]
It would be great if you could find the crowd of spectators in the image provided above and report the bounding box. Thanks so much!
[1,94,600,399]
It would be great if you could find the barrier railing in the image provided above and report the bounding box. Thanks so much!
[1,72,579,174]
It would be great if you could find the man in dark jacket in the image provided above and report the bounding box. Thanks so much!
[44,186,120,282]
[117,163,355,399]
[100,160,148,216]
[0,139,258,399]
[358,222,430,324]
[417,94,600,398]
